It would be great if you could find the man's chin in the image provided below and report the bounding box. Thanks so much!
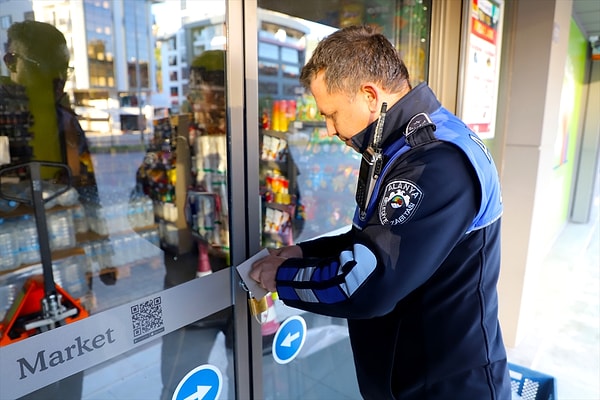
[344,140,360,152]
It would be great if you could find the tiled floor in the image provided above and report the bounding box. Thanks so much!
[507,193,600,399]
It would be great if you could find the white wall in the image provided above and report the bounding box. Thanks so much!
[497,0,574,347]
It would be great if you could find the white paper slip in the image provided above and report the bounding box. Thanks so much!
[236,248,270,299]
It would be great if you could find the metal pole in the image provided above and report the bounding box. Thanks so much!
[29,162,57,298]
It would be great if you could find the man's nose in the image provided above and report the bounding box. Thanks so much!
[325,120,337,137]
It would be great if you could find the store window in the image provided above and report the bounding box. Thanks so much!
[258,42,278,60]
[281,47,299,64]
[259,60,278,76]
[0,1,234,399]
[1,15,12,30]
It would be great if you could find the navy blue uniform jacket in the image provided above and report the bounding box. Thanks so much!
[274,83,512,399]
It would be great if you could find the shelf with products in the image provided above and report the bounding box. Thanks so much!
[0,219,163,327]
[0,202,83,271]
[0,246,86,277]
[138,114,194,255]
[0,197,161,274]
[290,131,361,242]
[260,110,362,244]
[258,93,329,247]
[140,111,231,263]
[178,54,231,262]
[0,201,73,219]
[0,79,34,165]
[0,170,161,299]
[0,249,93,322]
[260,127,299,248]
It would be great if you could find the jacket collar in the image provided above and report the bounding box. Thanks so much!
[350,82,442,153]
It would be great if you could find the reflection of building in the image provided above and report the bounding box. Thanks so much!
[0,0,158,133]
[0,1,34,77]
[157,29,191,113]
[157,9,310,112]
[256,10,309,100]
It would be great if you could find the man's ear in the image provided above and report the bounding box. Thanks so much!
[360,83,379,113]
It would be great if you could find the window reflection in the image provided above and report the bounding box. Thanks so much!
[84,0,116,89]
[282,65,299,79]
[259,42,279,60]
[281,47,299,64]
[254,2,432,399]
[0,1,233,328]
[0,1,233,398]
[259,60,279,76]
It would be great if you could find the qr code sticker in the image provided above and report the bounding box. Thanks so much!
[131,296,165,343]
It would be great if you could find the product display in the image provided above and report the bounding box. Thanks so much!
[134,50,230,266]
[259,96,361,247]
[0,81,33,165]
[0,150,162,330]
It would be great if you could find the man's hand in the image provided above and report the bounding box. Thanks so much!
[250,245,303,292]
[268,245,303,258]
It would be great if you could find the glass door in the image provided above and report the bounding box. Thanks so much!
[249,1,432,398]
[0,1,244,399]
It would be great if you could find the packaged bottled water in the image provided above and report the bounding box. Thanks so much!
[144,196,155,227]
[18,214,41,265]
[72,202,89,234]
[86,202,108,235]
[0,198,18,213]
[0,218,20,271]
[48,209,76,250]
[127,195,145,229]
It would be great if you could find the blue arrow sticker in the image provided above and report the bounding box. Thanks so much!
[272,315,307,364]
[172,364,222,400]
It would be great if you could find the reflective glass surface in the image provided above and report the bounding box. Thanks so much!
[256,1,431,398]
[0,1,232,399]
[0,0,432,398]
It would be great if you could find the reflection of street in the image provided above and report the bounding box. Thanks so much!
[91,149,144,195]
[288,137,360,242]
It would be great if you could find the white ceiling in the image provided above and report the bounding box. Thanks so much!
[573,0,600,44]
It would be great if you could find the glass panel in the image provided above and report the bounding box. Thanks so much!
[259,60,279,76]
[256,1,431,399]
[0,1,232,399]
[19,310,235,400]
[281,47,299,64]
[259,42,279,60]
[259,0,432,85]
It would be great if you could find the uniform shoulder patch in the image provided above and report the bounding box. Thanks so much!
[378,180,423,225]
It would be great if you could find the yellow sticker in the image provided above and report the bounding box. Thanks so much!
[248,296,268,317]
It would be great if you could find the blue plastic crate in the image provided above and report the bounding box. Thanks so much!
[509,363,557,400]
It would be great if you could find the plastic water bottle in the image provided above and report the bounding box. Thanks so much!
[127,195,139,228]
[0,218,20,271]
[72,202,89,234]
[144,196,155,227]
[18,214,41,265]
[48,210,76,250]
[0,198,18,213]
